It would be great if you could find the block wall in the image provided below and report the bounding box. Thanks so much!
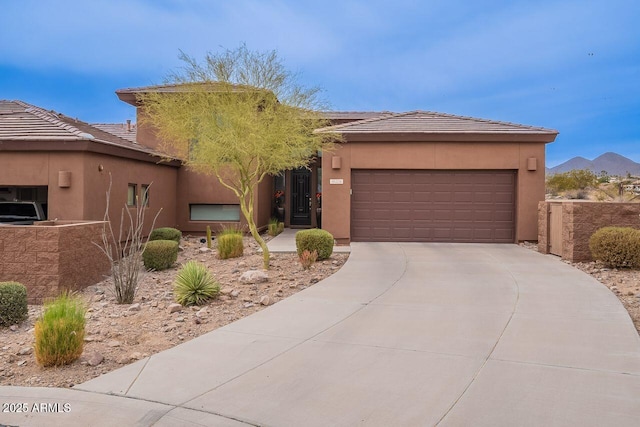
[538,201,640,262]
[0,221,110,303]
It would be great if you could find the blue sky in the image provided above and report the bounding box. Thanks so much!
[1,0,638,167]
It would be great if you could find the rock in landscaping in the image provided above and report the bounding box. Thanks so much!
[107,340,122,348]
[198,247,211,253]
[243,302,255,308]
[168,303,183,313]
[220,287,233,295]
[129,352,143,360]
[175,317,185,323]
[231,290,240,298]
[87,352,104,367]
[9,325,18,332]
[259,295,272,306]
[17,347,32,356]
[128,303,141,312]
[240,270,268,284]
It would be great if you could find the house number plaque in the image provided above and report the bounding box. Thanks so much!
[329,179,344,184]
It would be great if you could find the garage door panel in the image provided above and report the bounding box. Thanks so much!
[351,170,515,243]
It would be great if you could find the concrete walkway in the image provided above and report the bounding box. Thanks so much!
[2,243,639,426]
[265,228,351,253]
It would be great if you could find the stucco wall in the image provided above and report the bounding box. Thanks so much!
[538,200,640,262]
[0,150,179,236]
[83,153,178,235]
[323,140,546,243]
[0,221,110,304]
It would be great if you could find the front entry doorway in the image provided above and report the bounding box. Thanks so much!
[291,167,312,226]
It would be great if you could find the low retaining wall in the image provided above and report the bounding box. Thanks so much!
[0,221,110,304]
[538,201,640,262]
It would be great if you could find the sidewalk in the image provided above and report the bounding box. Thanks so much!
[265,227,351,253]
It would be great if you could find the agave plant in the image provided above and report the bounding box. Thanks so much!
[173,261,220,306]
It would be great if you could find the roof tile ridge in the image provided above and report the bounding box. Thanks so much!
[21,102,88,138]
[427,110,555,131]
[414,110,557,132]
[324,110,401,130]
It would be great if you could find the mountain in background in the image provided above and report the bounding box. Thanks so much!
[547,152,640,176]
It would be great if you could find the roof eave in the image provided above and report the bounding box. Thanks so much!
[0,139,182,166]
[328,131,558,143]
[116,90,139,107]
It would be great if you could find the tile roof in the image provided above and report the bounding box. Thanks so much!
[321,111,391,121]
[317,110,559,135]
[92,123,137,143]
[0,100,158,156]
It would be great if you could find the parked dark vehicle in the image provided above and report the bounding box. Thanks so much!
[0,201,46,225]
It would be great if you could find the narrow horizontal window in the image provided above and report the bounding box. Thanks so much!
[190,204,240,221]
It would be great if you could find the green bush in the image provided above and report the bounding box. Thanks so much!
[143,239,179,270]
[268,218,281,236]
[149,227,182,243]
[174,261,220,306]
[295,229,334,260]
[0,282,28,327]
[589,226,640,268]
[217,226,244,259]
[34,293,86,367]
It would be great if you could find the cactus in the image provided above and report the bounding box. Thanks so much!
[206,225,212,249]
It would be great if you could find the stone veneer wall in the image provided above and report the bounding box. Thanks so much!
[0,221,110,304]
[538,201,640,262]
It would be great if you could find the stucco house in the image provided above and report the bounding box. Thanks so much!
[0,89,558,244]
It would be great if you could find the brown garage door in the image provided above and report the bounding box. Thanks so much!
[351,170,516,243]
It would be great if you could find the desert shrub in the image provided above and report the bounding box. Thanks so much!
[0,282,28,327]
[174,261,220,306]
[149,227,182,243]
[546,169,598,194]
[217,226,244,259]
[34,293,86,367]
[295,229,334,260]
[299,249,318,270]
[268,218,281,236]
[143,239,179,270]
[589,227,640,268]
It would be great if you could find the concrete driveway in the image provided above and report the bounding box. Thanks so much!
[2,243,640,426]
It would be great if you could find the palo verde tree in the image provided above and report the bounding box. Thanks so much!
[139,45,338,269]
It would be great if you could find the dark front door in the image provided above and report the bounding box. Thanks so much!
[291,167,312,226]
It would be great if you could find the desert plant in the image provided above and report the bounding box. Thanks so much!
[143,239,179,271]
[295,229,334,260]
[217,226,244,259]
[299,249,318,270]
[174,261,220,306]
[0,281,28,327]
[149,227,182,243]
[206,225,213,249]
[546,169,598,194]
[34,292,86,367]
[589,226,640,268]
[268,217,281,236]
[96,177,161,304]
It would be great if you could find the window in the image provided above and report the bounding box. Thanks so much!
[127,184,137,206]
[141,184,150,207]
[190,204,240,221]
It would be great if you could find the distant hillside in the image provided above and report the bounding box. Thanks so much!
[548,152,640,176]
